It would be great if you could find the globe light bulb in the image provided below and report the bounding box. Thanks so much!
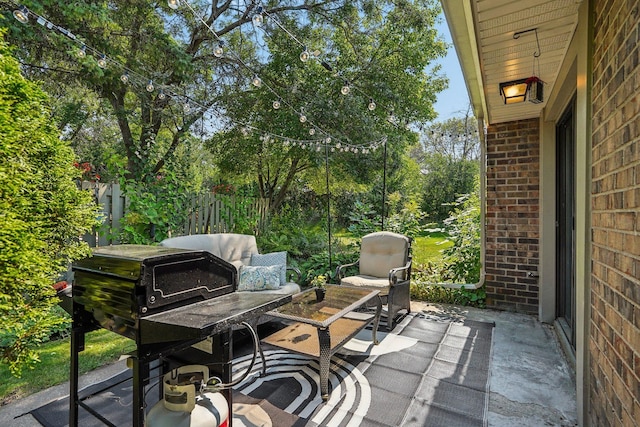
[368,99,376,111]
[252,76,262,87]
[309,128,315,136]
[158,90,166,100]
[299,114,307,123]
[214,43,224,58]
[272,100,281,109]
[300,48,310,62]
[183,102,191,113]
[252,7,264,27]
[146,80,154,92]
[168,0,180,10]
[341,82,350,95]
[97,54,107,68]
[13,6,29,24]
[120,72,129,84]
[77,45,87,58]
[326,137,331,144]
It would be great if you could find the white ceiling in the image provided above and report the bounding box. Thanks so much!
[445,0,582,124]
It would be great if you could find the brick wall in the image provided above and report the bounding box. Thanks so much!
[484,118,540,314]
[590,0,640,425]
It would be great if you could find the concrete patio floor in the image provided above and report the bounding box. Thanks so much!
[0,302,577,426]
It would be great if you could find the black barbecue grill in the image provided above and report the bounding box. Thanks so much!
[69,244,291,427]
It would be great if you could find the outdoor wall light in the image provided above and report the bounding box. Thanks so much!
[499,79,528,104]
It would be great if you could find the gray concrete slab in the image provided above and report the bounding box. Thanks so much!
[0,303,578,426]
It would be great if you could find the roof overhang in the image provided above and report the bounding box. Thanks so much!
[441,0,582,125]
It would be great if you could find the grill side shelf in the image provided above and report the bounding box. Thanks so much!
[140,292,291,344]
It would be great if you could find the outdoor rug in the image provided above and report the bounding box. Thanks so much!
[29,312,494,426]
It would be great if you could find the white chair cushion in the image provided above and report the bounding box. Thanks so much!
[160,234,258,267]
[359,231,409,278]
[340,275,390,289]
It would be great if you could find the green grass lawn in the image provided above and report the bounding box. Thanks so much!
[412,232,453,265]
[0,329,135,405]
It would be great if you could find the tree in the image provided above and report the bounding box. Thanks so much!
[3,1,447,206]
[412,112,481,221]
[208,2,447,210]
[0,33,98,376]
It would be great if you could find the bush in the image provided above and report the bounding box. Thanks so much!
[0,34,98,376]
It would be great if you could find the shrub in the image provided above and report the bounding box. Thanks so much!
[0,34,98,376]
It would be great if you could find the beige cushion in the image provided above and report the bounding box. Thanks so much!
[340,275,390,289]
[359,231,409,278]
[160,234,258,269]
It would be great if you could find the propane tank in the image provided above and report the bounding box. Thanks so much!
[146,365,229,427]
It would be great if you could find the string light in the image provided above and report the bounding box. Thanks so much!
[13,5,29,24]
[252,6,264,27]
[340,81,350,95]
[168,0,180,10]
[368,98,376,111]
[300,47,310,62]
[213,42,224,58]
[16,0,389,156]
[272,100,281,109]
[77,44,87,58]
[251,75,262,87]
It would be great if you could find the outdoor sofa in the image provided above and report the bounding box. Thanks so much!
[159,233,301,296]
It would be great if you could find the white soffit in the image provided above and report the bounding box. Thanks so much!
[445,0,582,124]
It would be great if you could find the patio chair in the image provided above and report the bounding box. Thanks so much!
[335,231,412,330]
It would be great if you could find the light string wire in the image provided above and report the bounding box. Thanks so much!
[259,5,403,128]
[5,1,387,153]
[176,0,377,152]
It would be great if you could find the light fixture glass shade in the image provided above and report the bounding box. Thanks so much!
[13,6,29,24]
[499,79,528,104]
[168,0,180,10]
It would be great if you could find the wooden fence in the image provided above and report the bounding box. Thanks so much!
[81,182,269,247]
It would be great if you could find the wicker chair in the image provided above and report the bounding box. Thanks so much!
[335,231,412,330]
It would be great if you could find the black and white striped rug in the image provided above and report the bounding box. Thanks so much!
[29,312,493,427]
[232,312,494,427]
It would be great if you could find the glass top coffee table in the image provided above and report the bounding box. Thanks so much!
[262,284,381,400]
